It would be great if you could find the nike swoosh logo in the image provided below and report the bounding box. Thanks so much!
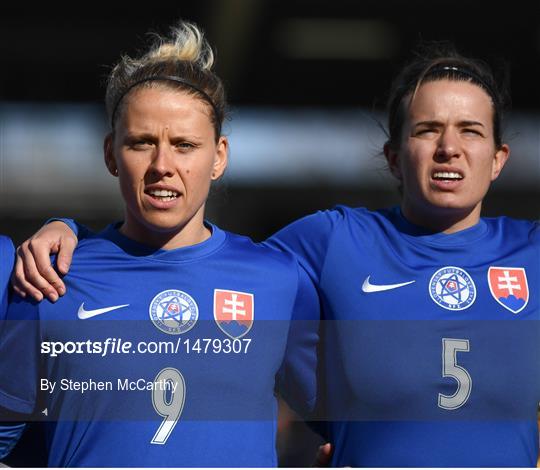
[77,303,130,319]
[362,275,415,293]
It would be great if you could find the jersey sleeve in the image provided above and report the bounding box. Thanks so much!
[264,210,340,285]
[267,211,341,439]
[0,423,25,460]
[276,261,320,418]
[0,297,40,415]
[0,236,15,320]
[45,218,95,240]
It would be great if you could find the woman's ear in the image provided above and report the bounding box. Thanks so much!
[491,143,510,182]
[104,133,118,177]
[211,136,229,180]
[384,142,402,180]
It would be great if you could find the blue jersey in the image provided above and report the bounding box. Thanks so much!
[0,223,319,467]
[0,235,25,461]
[268,206,540,467]
[0,235,14,319]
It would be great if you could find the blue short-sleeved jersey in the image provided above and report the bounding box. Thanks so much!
[0,235,25,462]
[0,223,319,467]
[268,206,540,467]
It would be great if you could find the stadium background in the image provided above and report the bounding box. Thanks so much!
[1,1,538,466]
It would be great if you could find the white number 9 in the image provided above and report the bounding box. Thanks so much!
[151,367,186,445]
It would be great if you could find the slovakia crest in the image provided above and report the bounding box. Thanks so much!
[214,289,254,339]
[149,289,199,335]
[429,266,476,311]
[488,267,529,314]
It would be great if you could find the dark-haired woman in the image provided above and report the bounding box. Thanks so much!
[267,48,539,466]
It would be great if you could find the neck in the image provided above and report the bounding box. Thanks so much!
[120,211,211,250]
[401,203,482,234]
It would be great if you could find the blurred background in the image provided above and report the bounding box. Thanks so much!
[1,0,539,466]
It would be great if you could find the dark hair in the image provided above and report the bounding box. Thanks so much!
[105,21,226,140]
[386,42,510,150]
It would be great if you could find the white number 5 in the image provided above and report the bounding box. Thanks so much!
[151,367,186,445]
[438,338,472,410]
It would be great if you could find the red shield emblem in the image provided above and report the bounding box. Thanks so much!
[168,303,180,314]
[488,267,529,314]
[445,280,458,291]
[214,289,254,339]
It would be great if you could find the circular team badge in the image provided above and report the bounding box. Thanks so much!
[149,289,199,334]
[429,266,476,311]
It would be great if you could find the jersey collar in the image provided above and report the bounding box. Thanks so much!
[100,221,227,262]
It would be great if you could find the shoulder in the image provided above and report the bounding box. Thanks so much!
[224,230,301,268]
[271,205,380,240]
[484,216,539,242]
[71,233,121,260]
[0,235,15,254]
[62,228,135,273]
[286,204,362,228]
[207,230,311,309]
[224,230,313,291]
[264,206,387,281]
[0,235,15,276]
[269,205,391,244]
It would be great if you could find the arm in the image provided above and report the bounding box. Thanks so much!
[268,211,341,446]
[276,261,320,419]
[264,210,339,286]
[0,297,41,415]
[0,297,41,458]
[275,259,333,448]
[11,219,90,302]
[0,423,26,460]
[1,236,15,319]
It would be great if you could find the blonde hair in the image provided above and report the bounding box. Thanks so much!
[106,21,226,138]
[147,23,214,69]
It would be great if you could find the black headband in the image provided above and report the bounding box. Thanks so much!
[424,65,498,102]
[110,75,221,130]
